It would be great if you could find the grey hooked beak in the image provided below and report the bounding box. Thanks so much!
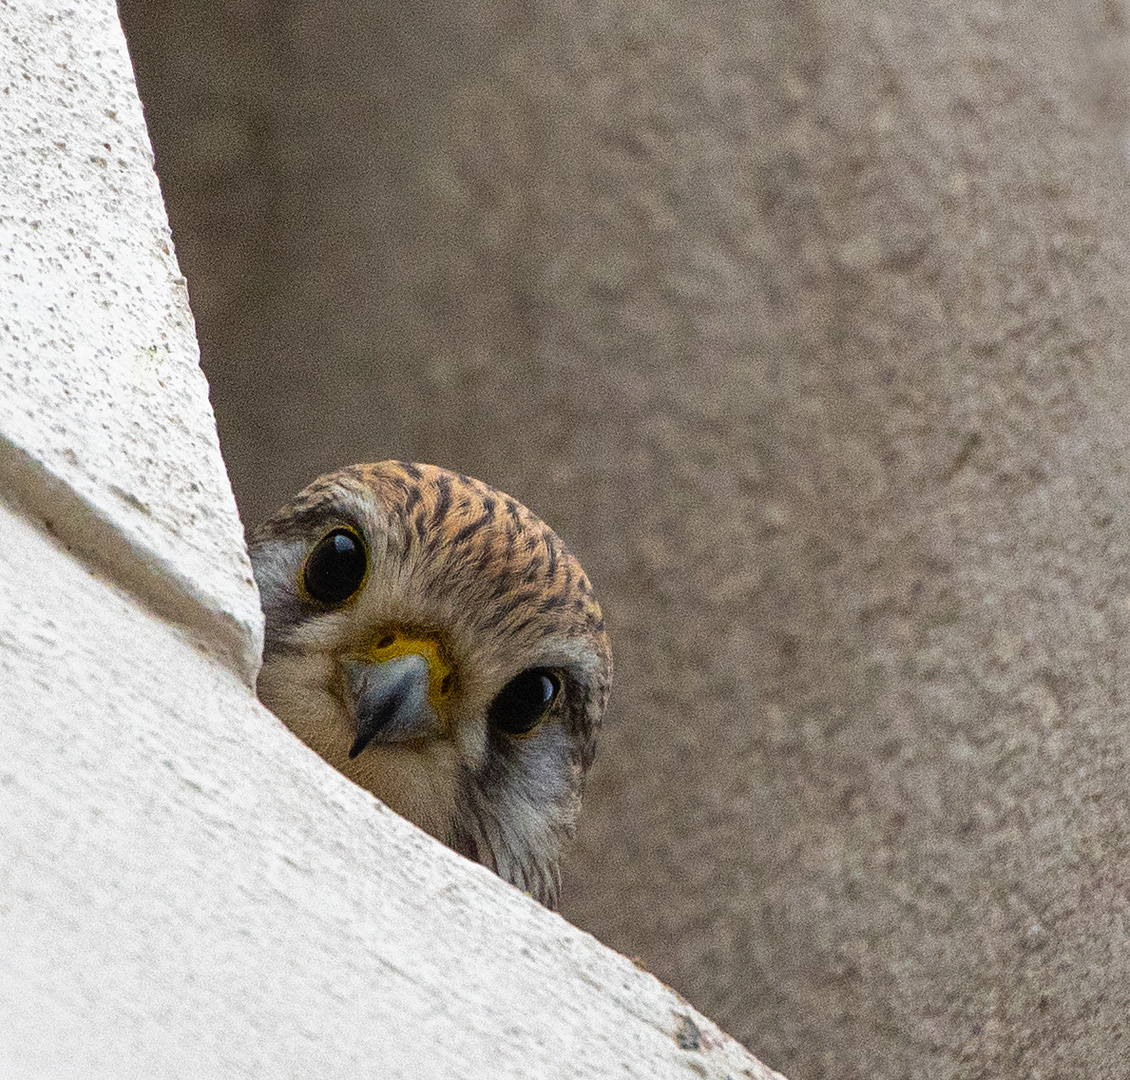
[344,653,441,758]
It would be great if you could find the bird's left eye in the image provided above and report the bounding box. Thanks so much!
[302,527,368,605]
[488,669,560,736]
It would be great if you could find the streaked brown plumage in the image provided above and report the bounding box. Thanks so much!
[249,461,612,906]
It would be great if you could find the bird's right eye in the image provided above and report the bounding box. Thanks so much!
[302,527,368,605]
[488,669,560,736]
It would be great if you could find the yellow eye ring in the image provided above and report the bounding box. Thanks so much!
[300,526,369,606]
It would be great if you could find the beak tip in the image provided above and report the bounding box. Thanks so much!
[346,653,438,754]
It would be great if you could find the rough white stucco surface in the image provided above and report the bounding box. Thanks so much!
[0,2,782,1078]
[0,0,261,683]
[0,499,780,1080]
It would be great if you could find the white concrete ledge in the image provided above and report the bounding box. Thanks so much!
[0,1,783,1077]
[0,0,262,684]
[0,498,779,1079]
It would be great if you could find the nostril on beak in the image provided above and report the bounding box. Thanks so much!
[345,653,439,757]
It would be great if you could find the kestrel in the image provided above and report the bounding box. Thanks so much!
[249,461,612,907]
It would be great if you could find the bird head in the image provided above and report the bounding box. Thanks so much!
[248,461,612,907]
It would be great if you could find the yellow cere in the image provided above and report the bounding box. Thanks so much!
[365,628,458,710]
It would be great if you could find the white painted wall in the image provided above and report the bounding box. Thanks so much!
[0,3,783,1077]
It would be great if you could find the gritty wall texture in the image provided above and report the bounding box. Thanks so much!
[0,2,778,1077]
[0,0,262,678]
[118,1,1130,1077]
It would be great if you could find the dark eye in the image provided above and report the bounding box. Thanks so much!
[488,669,560,736]
[302,528,367,605]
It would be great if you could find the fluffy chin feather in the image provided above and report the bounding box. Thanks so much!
[259,643,579,906]
[257,654,460,844]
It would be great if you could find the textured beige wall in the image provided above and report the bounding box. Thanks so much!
[120,1,1130,1076]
